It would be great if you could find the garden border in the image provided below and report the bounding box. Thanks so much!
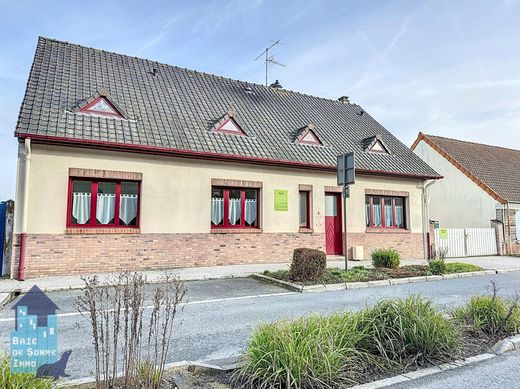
[62,334,520,388]
[252,269,498,293]
[351,334,520,388]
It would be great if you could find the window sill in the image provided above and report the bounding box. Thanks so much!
[298,227,314,234]
[211,228,263,234]
[365,228,410,234]
[66,227,140,234]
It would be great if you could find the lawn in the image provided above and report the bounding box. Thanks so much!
[263,262,484,285]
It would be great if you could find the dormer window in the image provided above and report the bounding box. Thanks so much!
[295,123,323,146]
[212,110,247,136]
[216,118,245,135]
[369,140,388,153]
[363,135,389,154]
[80,96,124,118]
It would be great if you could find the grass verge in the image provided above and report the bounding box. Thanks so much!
[263,262,483,285]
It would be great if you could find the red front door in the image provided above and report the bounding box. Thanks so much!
[325,193,342,255]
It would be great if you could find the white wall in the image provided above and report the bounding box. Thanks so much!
[414,141,498,228]
[16,144,425,235]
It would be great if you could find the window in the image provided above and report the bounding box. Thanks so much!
[215,118,246,136]
[299,191,310,228]
[68,179,140,227]
[365,195,405,228]
[80,96,124,118]
[211,187,259,228]
[368,140,389,154]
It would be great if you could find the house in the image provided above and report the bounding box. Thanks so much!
[412,132,520,255]
[11,37,440,279]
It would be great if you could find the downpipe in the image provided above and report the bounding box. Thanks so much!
[18,138,31,281]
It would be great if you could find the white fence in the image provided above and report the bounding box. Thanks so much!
[434,227,497,258]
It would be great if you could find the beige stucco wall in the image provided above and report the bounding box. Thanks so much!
[17,144,425,235]
[414,140,498,228]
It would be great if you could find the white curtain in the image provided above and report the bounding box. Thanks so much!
[395,202,404,227]
[365,201,370,226]
[96,193,116,224]
[120,194,138,225]
[373,202,382,226]
[245,199,257,225]
[211,198,224,225]
[384,200,393,227]
[229,198,241,225]
[72,192,91,224]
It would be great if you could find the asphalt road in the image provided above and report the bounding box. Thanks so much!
[390,349,520,388]
[2,273,520,381]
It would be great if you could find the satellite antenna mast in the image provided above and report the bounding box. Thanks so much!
[255,40,286,86]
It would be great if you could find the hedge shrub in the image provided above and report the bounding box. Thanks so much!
[429,259,447,275]
[290,248,327,282]
[454,295,520,337]
[371,248,400,269]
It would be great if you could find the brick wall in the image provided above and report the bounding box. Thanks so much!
[12,232,424,278]
[348,232,424,260]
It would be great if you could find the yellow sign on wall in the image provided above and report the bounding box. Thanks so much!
[274,190,288,211]
[439,228,448,239]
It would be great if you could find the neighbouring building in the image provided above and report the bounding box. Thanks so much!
[11,37,440,279]
[412,132,520,255]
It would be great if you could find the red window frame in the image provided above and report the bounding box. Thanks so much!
[297,130,322,146]
[215,118,246,136]
[80,97,124,118]
[211,187,260,229]
[299,191,311,228]
[66,178,141,228]
[366,195,406,229]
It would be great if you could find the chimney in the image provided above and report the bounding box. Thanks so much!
[338,96,350,104]
[270,80,282,89]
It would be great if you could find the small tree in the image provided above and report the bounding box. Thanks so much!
[75,272,185,388]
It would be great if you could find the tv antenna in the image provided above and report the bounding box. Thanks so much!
[255,39,286,86]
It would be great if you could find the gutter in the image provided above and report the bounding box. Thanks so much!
[422,179,436,259]
[18,138,31,281]
[14,132,442,181]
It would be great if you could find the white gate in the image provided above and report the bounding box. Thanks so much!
[434,227,497,258]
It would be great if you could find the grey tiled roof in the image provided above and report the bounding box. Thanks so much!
[15,37,440,178]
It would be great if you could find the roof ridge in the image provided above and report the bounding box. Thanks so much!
[426,133,520,154]
[37,36,358,109]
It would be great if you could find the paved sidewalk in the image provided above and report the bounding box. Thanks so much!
[0,256,518,293]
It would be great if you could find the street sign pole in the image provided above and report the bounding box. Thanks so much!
[337,152,355,272]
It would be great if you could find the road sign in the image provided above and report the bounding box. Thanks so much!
[337,152,355,186]
[336,152,355,272]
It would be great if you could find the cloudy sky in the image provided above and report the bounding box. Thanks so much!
[0,0,519,199]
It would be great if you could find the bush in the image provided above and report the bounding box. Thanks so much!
[356,296,460,366]
[371,248,400,269]
[290,248,327,281]
[235,297,462,388]
[429,259,447,275]
[445,262,483,273]
[234,314,373,388]
[0,355,52,389]
[454,294,520,337]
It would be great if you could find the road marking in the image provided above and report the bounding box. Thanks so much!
[0,291,295,323]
